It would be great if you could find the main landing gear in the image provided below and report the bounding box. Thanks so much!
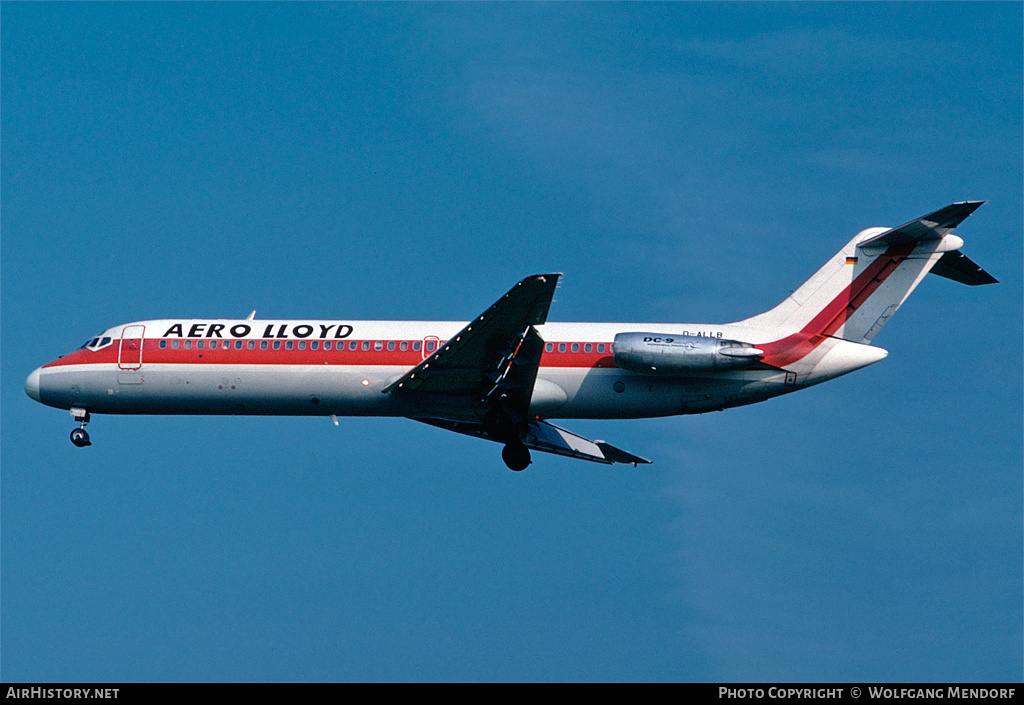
[69,408,91,447]
[501,441,531,472]
[485,407,532,471]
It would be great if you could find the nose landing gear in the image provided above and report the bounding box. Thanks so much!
[69,408,91,447]
[70,428,91,447]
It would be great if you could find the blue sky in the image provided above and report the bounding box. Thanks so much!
[3,3,1021,682]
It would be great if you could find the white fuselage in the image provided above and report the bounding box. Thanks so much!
[26,317,886,422]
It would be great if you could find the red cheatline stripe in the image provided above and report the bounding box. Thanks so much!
[42,342,618,370]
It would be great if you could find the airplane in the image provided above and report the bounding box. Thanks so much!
[25,202,996,471]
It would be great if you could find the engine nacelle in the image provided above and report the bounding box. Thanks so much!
[612,332,763,374]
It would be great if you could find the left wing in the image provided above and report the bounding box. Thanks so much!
[383,273,560,422]
[386,273,651,467]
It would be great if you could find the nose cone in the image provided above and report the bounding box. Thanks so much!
[25,367,42,402]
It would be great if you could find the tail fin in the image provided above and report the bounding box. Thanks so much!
[738,202,995,344]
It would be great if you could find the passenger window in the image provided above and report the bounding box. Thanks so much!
[558,343,566,353]
[598,343,605,353]
[160,340,167,349]
[273,341,281,350]
[197,340,204,350]
[311,341,319,350]
[571,343,579,353]
[324,341,331,351]
[361,341,370,351]
[349,341,358,351]
[400,341,408,351]
[584,343,592,353]
[260,341,268,350]
[387,341,395,351]
[172,340,180,350]
[184,340,192,350]
[286,341,294,350]
[374,341,383,351]
[235,341,243,350]
[298,341,306,350]
[545,343,553,352]
[413,341,421,351]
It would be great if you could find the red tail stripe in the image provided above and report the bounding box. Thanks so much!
[759,245,913,367]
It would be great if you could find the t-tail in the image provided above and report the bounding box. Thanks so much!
[736,201,996,374]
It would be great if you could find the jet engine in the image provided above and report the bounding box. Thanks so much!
[612,332,763,374]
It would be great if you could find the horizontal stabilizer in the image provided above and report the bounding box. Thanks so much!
[858,201,983,249]
[929,250,998,285]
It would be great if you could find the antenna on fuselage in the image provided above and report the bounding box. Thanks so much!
[246,310,256,320]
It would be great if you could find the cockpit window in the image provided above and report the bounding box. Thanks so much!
[79,336,113,351]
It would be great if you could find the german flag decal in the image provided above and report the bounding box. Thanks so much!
[845,256,858,265]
